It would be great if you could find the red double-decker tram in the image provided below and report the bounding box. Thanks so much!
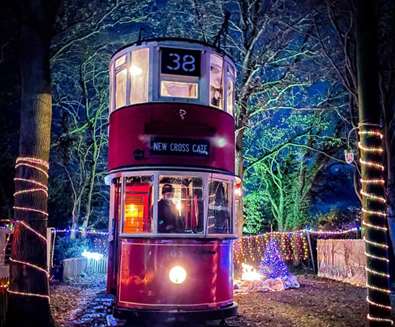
[106,38,240,322]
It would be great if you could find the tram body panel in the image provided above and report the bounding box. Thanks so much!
[117,239,233,310]
[108,103,235,173]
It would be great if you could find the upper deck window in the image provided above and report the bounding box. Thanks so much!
[159,47,200,99]
[210,54,224,109]
[130,48,149,104]
[115,69,127,109]
[226,65,235,115]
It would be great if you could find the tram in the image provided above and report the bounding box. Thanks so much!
[106,38,240,322]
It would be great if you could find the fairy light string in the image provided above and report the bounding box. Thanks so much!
[8,157,50,302]
[358,126,393,326]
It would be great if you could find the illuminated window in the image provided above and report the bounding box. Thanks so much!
[160,81,198,99]
[123,176,153,234]
[208,180,232,234]
[115,55,126,68]
[115,69,127,109]
[158,176,203,234]
[130,48,149,104]
[210,54,224,109]
[227,79,234,115]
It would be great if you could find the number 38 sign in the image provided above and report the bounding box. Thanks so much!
[161,47,201,77]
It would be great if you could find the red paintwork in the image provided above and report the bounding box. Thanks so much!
[108,103,235,173]
[117,239,233,310]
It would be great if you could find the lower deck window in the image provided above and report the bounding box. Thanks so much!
[208,180,232,234]
[123,176,153,233]
[158,176,203,233]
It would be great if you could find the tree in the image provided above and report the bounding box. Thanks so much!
[259,238,289,279]
[6,1,60,326]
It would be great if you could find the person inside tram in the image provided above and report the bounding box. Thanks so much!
[158,184,184,233]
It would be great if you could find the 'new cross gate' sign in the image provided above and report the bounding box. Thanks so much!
[151,137,209,157]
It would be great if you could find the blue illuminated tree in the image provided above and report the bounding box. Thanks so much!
[259,239,289,279]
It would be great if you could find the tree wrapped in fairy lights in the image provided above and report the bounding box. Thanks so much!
[259,238,289,279]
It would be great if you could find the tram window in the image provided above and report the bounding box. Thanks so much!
[130,48,149,104]
[123,176,153,234]
[160,80,198,99]
[158,176,203,234]
[115,69,127,109]
[210,54,224,109]
[208,180,232,234]
[226,78,234,115]
[115,55,126,68]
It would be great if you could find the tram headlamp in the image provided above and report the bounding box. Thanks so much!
[169,265,187,284]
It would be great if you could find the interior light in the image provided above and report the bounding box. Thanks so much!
[169,265,187,284]
[130,65,142,76]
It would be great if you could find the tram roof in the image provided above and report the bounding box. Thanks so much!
[111,37,235,63]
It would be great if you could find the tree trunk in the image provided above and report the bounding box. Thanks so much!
[356,1,392,325]
[6,5,54,327]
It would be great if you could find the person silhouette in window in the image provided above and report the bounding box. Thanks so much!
[158,184,182,233]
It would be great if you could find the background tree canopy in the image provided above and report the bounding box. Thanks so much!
[0,0,362,234]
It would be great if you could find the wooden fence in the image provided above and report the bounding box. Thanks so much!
[63,257,108,280]
[317,239,365,286]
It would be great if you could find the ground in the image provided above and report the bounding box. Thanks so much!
[51,275,367,327]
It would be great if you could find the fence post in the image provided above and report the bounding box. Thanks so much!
[306,231,316,273]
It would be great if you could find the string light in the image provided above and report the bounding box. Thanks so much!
[362,221,387,232]
[358,126,392,326]
[8,157,50,302]
[365,267,390,278]
[367,315,394,326]
[358,142,384,153]
[359,159,385,171]
[360,190,386,203]
[363,237,388,249]
[360,178,385,185]
[362,208,387,217]
[367,297,392,310]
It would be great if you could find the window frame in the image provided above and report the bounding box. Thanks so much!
[114,170,236,239]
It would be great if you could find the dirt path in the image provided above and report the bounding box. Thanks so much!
[51,274,367,327]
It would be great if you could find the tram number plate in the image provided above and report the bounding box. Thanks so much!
[161,47,201,77]
[151,137,209,157]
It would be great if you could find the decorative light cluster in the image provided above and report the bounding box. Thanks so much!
[358,128,393,326]
[8,157,50,302]
[234,231,309,266]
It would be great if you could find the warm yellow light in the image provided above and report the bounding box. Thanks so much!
[130,65,142,76]
[241,263,261,281]
[169,265,187,284]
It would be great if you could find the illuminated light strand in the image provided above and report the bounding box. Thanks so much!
[359,159,385,171]
[14,188,48,197]
[367,297,392,310]
[367,314,394,325]
[358,130,384,139]
[362,208,387,217]
[365,267,390,278]
[7,220,50,302]
[364,237,389,249]
[13,206,48,217]
[360,190,386,203]
[15,163,49,178]
[7,289,50,300]
[9,258,49,277]
[365,252,390,262]
[14,178,48,190]
[366,283,391,294]
[358,142,384,153]
[362,221,388,232]
[360,178,385,185]
[16,157,49,169]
